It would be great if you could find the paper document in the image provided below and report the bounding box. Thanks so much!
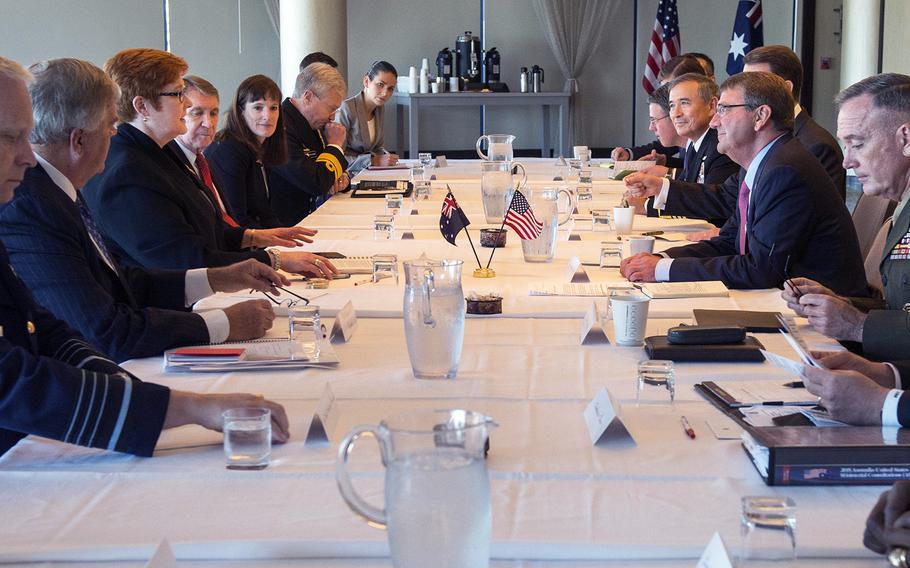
[528,282,633,297]
[701,379,819,407]
[637,280,729,299]
[164,340,339,372]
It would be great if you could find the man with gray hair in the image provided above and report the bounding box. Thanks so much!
[270,62,349,225]
[621,72,867,294]
[0,56,290,457]
[784,73,910,361]
[0,57,287,362]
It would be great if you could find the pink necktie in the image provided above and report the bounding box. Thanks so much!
[738,180,750,255]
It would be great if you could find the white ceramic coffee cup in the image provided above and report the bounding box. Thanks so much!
[613,206,635,235]
[624,235,655,257]
[610,293,650,346]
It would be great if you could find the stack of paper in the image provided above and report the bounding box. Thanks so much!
[528,282,634,297]
[638,281,729,299]
[164,340,339,372]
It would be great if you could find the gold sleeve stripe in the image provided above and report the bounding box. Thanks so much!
[316,152,343,181]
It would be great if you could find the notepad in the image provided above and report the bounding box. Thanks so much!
[164,340,339,372]
[637,281,729,299]
[528,282,634,297]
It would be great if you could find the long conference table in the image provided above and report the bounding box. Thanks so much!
[0,159,888,567]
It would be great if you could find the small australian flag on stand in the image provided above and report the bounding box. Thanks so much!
[726,0,763,76]
[440,190,471,245]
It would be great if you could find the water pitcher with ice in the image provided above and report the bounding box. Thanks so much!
[403,259,465,379]
[475,133,515,162]
[336,409,497,568]
[481,160,526,223]
[521,187,574,262]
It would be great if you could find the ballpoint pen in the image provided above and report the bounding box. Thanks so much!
[680,415,696,439]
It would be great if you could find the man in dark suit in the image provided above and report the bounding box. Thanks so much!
[620,72,868,296]
[0,56,289,457]
[0,59,289,362]
[622,73,739,226]
[270,62,350,225]
[784,73,910,361]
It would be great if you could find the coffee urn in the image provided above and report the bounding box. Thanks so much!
[531,65,545,93]
[455,31,481,83]
[436,47,453,84]
[520,67,529,93]
[483,47,501,83]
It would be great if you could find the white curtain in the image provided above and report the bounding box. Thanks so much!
[264,0,280,37]
[531,0,620,147]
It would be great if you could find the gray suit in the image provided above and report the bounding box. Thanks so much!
[336,91,388,165]
[852,202,910,360]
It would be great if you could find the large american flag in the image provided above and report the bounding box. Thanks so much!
[504,190,543,240]
[642,0,681,95]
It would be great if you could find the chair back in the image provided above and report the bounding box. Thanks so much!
[863,217,891,295]
[852,192,896,259]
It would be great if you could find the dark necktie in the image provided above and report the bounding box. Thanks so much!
[738,180,750,255]
[195,152,240,228]
[683,144,697,181]
[76,193,118,269]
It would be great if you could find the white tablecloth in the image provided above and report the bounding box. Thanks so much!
[0,160,884,566]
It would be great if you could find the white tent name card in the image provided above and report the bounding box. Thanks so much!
[579,302,609,345]
[696,532,734,568]
[583,388,634,446]
[330,300,357,343]
[565,256,590,283]
[305,383,337,446]
[144,539,177,568]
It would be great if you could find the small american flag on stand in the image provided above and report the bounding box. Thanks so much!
[439,190,471,245]
[504,190,543,240]
[642,0,681,95]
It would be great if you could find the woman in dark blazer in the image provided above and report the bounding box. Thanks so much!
[336,60,398,175]
[206,75,285,229]
[82,48,335,277]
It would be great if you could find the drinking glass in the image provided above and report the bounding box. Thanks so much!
[591,209,613,232]
[223,407,271,470]
[372,253,399,284]
[386,193,404,215]
[636,359,675,403]
[374,214,395,240]
[288,304,322,343]
[418,152,433,168]
[740,496,797,562]
[599,242,623,268]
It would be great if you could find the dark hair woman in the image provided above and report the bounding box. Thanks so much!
[206,74,288,228]
[336,60,398,174]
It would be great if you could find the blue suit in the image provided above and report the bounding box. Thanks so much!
[665,135,869,296]
[205,135,282,229]
[81,123,271,270]
[0,241,168,456]
[0,164,210,362]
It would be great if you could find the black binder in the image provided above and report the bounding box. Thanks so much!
[742,426,910,486]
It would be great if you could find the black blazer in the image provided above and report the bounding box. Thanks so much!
[649,128,739,225]
[0,164,210,362]
[81,124,270,270]
[269,98,348,226]
[205,135,282,229]
[794,110,846,201]
[665,135,869,296]
[0,242,168,457]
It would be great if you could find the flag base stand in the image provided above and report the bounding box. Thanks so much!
[472,267,496,278]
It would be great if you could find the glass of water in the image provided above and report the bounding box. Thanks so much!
[740,496,797,562]
[223,407,271,470]
[385,193,403,215]
[635,359,675,403]
[418,152,433,168]
[288,304,321,343]
[373,214,395,240]
[576,171,593,216]
[599,241,623,268]
[372,253,399,284]
[591,209,613,232]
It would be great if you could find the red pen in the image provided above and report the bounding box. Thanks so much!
[680,415,696,439]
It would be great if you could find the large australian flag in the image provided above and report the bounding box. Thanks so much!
[439,190,471,245]
[726,0,763,76]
